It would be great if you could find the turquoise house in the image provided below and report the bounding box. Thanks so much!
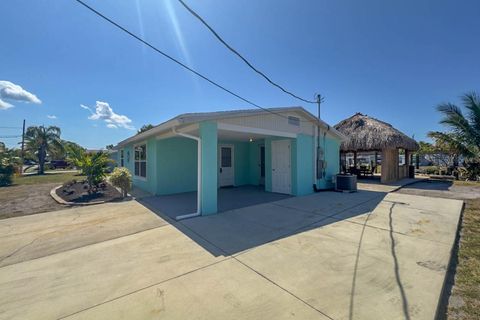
[115,107,345,218]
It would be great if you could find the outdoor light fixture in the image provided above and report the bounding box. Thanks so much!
[249,138,253,142]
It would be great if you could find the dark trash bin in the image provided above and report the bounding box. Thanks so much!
[408,165,415,178]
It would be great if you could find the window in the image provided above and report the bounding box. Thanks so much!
[134,144,147,178]
[288,116,300,126]
[120,150,124,167]
[221,147,232,167]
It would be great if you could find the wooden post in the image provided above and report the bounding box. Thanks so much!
[374,152,378,173]
[381,149,399,183]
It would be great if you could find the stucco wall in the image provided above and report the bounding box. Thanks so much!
[156,137,197,195]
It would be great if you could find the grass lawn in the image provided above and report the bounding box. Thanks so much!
[448,197,480,319]
[12,172,85,186]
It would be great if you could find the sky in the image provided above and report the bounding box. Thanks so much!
[1,0,479,149]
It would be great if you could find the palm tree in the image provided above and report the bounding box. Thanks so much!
[431,92,480,153]
[25,126,63,174]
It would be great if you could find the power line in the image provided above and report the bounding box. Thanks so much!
[177,0,316,104]
[0,126,22,129]
[0,135,22,139]
[73,0,319,123]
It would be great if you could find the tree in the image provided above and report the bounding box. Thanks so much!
[24,126,63,174]
[105,144,114,150]
[430,92,480,180]
[0,147,20,186]
[432,92,480,154]
[137,124,154,134]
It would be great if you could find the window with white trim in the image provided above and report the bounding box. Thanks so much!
[134,144,147,178]
[120,150,124,167]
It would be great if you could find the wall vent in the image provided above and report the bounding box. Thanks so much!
[288,116,300,126]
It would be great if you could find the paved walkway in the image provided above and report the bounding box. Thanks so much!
[0,185,463,319]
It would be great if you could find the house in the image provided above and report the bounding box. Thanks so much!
[114,107,345,217]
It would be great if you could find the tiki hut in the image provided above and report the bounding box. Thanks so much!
[334,113,419,183]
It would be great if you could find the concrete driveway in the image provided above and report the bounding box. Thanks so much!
[0,186,463,320]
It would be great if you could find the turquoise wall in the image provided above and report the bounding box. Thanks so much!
[156,137,197,195]
[316,135,341,189]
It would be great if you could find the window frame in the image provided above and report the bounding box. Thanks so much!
[133,142,147,180]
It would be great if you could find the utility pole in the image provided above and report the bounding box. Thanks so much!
[316,94,324,179]
[21,119,25,175]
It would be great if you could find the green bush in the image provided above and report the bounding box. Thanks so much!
[0,164,14,186]
[109,167,132,197]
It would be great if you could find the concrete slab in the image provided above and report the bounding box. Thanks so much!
[0,182,463,320]
[237,216,456,320]
[64,259,329,320]
[179,202,329,255]
[357,178,422,193]
[273,189,385,217]
[0,226,225,320]
[345,193,463,245]
[0,201,167,267]
[140,185,291,219]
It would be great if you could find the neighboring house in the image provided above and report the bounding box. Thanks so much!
[114,107,344,215]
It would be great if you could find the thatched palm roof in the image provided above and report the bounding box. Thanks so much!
[334,113,419,152]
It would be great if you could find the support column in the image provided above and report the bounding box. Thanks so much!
[381,148,399,183]
[200,121,217,215]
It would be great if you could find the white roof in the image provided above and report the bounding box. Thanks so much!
[116,106,345,147]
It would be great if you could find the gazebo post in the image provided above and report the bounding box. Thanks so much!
[353,151,357,168]
[374,152,378,173]
[381,148,399,183]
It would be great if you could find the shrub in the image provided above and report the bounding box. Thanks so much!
[0,164,14,186]
[110,167,132,197]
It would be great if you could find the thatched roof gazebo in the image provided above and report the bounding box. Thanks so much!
[334,113,419,183]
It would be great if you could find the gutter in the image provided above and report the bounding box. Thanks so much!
[172,127,202,220]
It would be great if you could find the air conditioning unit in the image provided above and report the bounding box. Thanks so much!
[335,174,357,192]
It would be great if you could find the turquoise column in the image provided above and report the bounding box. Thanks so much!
[200,121,218,215]
[295,134,314,196]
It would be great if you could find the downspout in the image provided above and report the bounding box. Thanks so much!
[172,127,202,220]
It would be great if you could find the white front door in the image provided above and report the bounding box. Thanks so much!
[271,140,291,194]
[218,145,234,187]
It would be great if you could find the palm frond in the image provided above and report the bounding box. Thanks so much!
[461,92,480,138]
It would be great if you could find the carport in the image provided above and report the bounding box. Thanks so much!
[161,121,300,219]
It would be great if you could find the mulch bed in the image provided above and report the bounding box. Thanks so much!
[56,180,123,204]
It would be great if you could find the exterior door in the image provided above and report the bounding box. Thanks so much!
[271,140,291,194]
[218,145,234,187]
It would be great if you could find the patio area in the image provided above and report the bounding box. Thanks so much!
[139,185,291,220]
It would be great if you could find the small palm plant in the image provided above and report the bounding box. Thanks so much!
[68,149,111,193]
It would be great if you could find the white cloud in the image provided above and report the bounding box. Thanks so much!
[0,99,13,110]
[81,101,134,130]
[0,80,41,110]
[47,115,57,119]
